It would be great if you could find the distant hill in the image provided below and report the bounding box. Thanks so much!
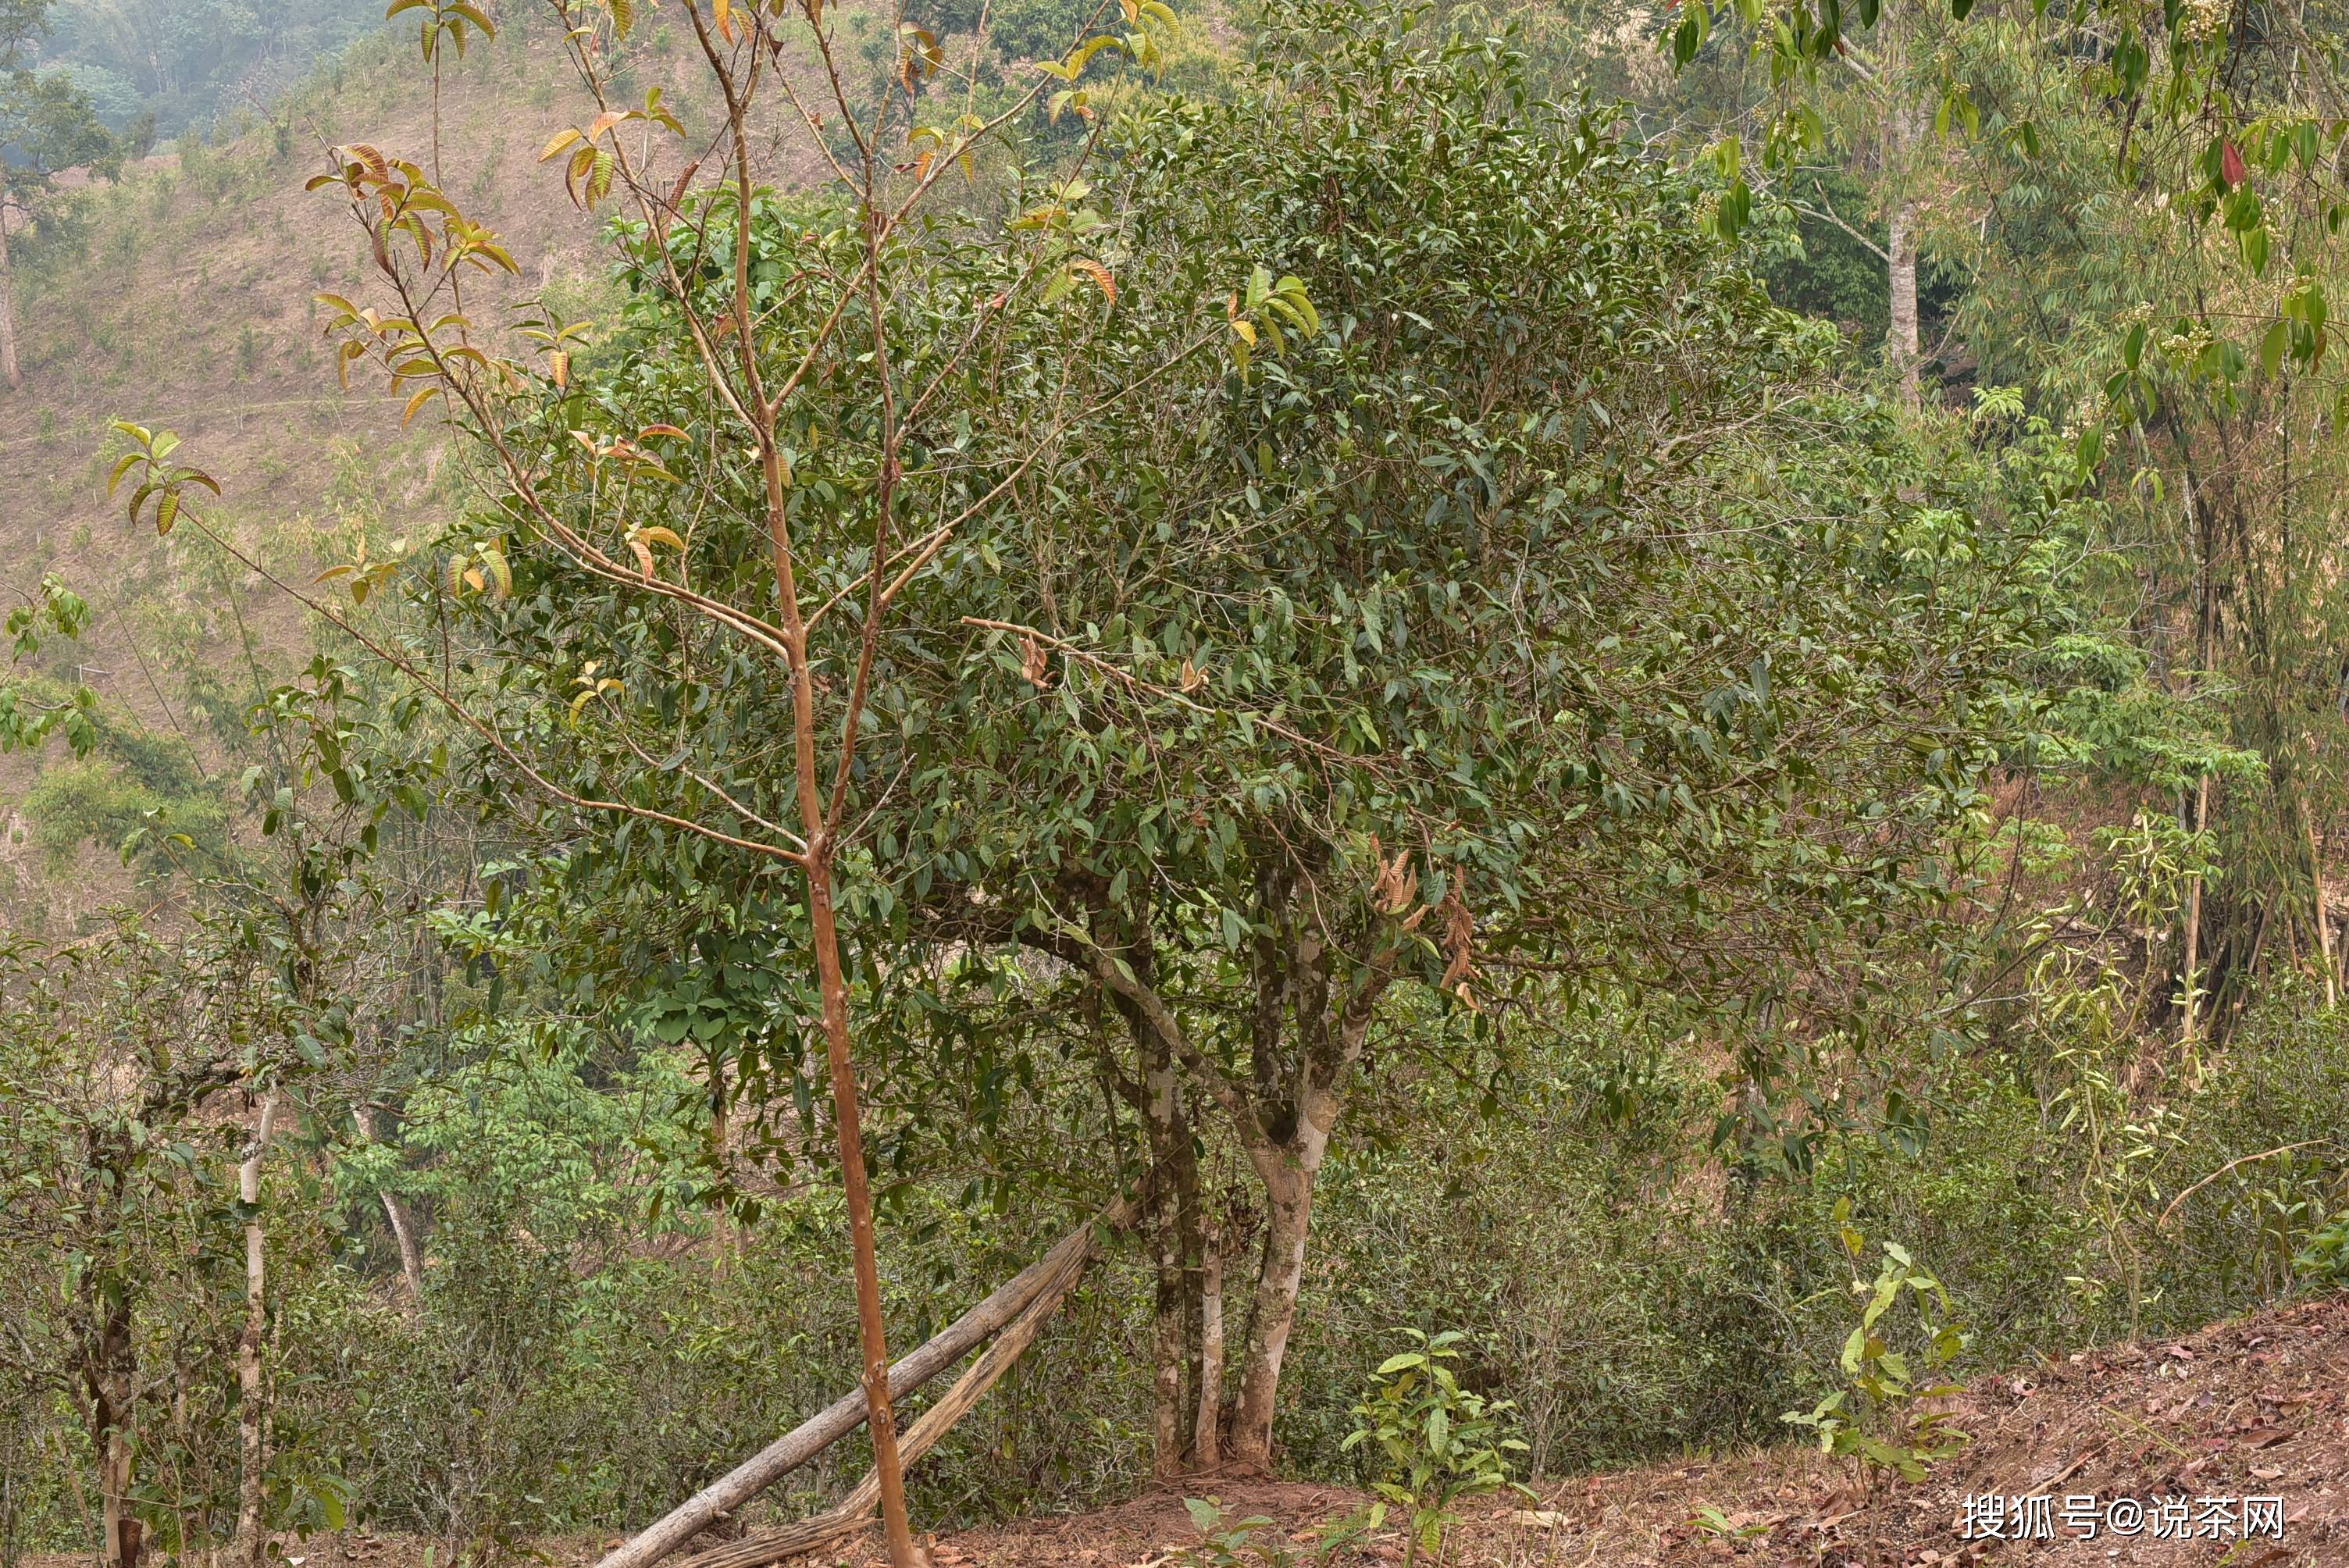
[0,12,676,928]
[41,0,384,135]
[0,0,1198,929]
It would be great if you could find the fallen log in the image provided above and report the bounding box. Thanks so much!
[590,1192,1142,1568]
[672,1217,1100,1568]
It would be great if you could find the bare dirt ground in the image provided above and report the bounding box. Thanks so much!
[728,1292,2349,1565]
[55,1292,2329,1568]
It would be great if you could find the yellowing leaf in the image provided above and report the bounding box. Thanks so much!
[1069,257,1116,303]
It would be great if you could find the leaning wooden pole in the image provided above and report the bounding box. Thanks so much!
[589,1192,1141,1568]
[673,1220,1104,1568]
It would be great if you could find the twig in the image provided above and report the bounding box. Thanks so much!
[1799,179,1890,262]
[2156,1139,2344,1230]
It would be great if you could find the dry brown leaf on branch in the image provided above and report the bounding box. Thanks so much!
[1367,835,1417,916]
[1439,889,1477,1010]
[1020,634,1053,690]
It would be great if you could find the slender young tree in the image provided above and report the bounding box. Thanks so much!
[233,1093,279,1568]
[114,0,1188,1556]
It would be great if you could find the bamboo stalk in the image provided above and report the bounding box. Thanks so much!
[2302,796,2337,1007]
[2181,773,2211,1050]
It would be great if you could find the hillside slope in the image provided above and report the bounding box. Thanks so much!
[0,16,699,925]
[914,1295,2349,1565]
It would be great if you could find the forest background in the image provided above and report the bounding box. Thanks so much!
[3,0,2349,1563]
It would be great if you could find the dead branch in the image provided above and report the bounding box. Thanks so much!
[588,1189,1143,1568]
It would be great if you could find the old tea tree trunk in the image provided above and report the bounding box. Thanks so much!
[1227,947,1389,1468]
[1094,851,1428,1472]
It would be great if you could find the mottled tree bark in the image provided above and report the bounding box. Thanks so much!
[236,1095,280,1567]
[1192,1226,1224,1467]
[1100,894,1395,1476]
[0,208,23,391]
[1879,0,1921,408]
[86,1291,141,1568]
[1143,1025,1189,1475]
[1887,195,1919,406]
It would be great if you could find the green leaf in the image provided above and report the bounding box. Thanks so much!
[2241,223,2270,275]
[1672,5,1707,66]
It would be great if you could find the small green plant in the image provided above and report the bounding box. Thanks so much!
[1688,1503,1770,1541]
[1342,1329,1534,1566]
[1179,1497,1302,1568]
[2297,1213,2349,1285]
[1781,1203,1970,1484]
[1178,1498,1370,1568]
